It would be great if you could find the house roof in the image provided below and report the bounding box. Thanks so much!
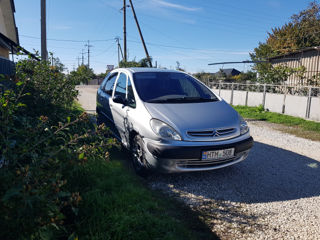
[0,31,40,60]
[268,46,320,61]
[214,68,241,76]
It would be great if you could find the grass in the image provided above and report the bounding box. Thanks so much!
[67,149,217,240]
[233,105,320,140]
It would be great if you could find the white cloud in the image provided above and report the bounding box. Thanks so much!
[152,0,201,12]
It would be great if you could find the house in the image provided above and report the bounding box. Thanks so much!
[213,68,241,82]
[269,46,320,86]
[214,68,241,78]
[0,0,19,76]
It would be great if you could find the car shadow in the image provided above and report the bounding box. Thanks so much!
[150,141,320,204]
[145,141,320,236]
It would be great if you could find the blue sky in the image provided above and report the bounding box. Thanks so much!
[14,0,310,73]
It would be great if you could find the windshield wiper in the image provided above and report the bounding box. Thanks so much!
[147,97,219,103]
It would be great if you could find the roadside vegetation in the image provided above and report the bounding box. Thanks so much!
[234,105,320,141]
[0,58,216,240]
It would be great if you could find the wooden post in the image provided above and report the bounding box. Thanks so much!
[262,83,267,109]
[305,87,312,119]
[230,83,234,105]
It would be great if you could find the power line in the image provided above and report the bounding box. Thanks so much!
[20,34,114,43]
[92,42,114,57]
[127,39,252,54]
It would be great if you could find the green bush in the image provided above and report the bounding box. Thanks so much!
[0,59,115,239]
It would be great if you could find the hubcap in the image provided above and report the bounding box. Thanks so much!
[132,141,144,169]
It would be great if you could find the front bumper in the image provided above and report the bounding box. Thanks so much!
[144,135,254,173]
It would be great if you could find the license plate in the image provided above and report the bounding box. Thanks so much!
[202,148,235,160]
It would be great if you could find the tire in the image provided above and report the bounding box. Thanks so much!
[131,135,152,177]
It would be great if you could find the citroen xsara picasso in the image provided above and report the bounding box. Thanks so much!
[96,68,253,175]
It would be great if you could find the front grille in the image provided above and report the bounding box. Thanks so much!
[187,128,236,137]
[176,157,236,169]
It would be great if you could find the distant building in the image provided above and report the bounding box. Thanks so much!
[214,68,241,78]
[0,0,19,76]
[269,46,320,86]
[212,68,241,82]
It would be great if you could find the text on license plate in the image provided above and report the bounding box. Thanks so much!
[202,148,235,160]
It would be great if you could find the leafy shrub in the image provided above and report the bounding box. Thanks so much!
[0,59,115,239]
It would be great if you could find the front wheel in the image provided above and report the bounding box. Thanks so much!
[131,135,152,177]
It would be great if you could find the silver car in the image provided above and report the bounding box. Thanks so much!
[97,68,253,175]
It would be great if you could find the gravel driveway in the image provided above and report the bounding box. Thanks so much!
[76,85,320,239]
[149,121,320,239]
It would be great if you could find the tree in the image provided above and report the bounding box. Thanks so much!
[232,71,257,83]
[69,65,95,85]
[260,65,306,84]
[251,1,320,83]
[216,69,227,81]
[119,57,153,68]
[193,71,215,84]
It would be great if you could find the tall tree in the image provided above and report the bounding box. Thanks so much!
[251,1,320,82]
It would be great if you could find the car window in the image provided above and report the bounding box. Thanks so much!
[127,78,136,108]
[114,73,127,99]
[133,72,218,103]
[100,73,111,90]
[104,73,118,95]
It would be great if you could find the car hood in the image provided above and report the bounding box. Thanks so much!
[144,100,241,141]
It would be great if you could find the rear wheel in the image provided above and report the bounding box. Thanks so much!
[131,135,152,177]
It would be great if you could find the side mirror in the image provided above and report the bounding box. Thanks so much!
[113,95,126,105]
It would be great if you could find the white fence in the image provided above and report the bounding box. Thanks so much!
[209,82,320,122]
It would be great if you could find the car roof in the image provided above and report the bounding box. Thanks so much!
[120,67,181,74]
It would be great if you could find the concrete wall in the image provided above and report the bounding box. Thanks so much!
[265,93,284,114]
[212,88,320,122]
[285,95,308,119]
[220,89,232,103]
[233,90,247,106]
[247,92,263,107]
[310,98,320,121]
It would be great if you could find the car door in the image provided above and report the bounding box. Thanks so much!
[111,72,136,147]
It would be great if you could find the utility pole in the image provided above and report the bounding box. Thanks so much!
[115,37,124,66]
[41,0,47,61]
[123,0,127,62]
[85,40,93,68]
[77,57,81,67]
[81,49,85,66]
[128,0,152,67]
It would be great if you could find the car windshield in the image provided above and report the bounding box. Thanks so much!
[133,72,219,103]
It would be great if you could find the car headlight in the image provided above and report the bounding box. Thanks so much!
[150,119,182,141]
[240,117,249,135]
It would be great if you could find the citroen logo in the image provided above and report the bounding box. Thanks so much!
[212,130,220,137]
